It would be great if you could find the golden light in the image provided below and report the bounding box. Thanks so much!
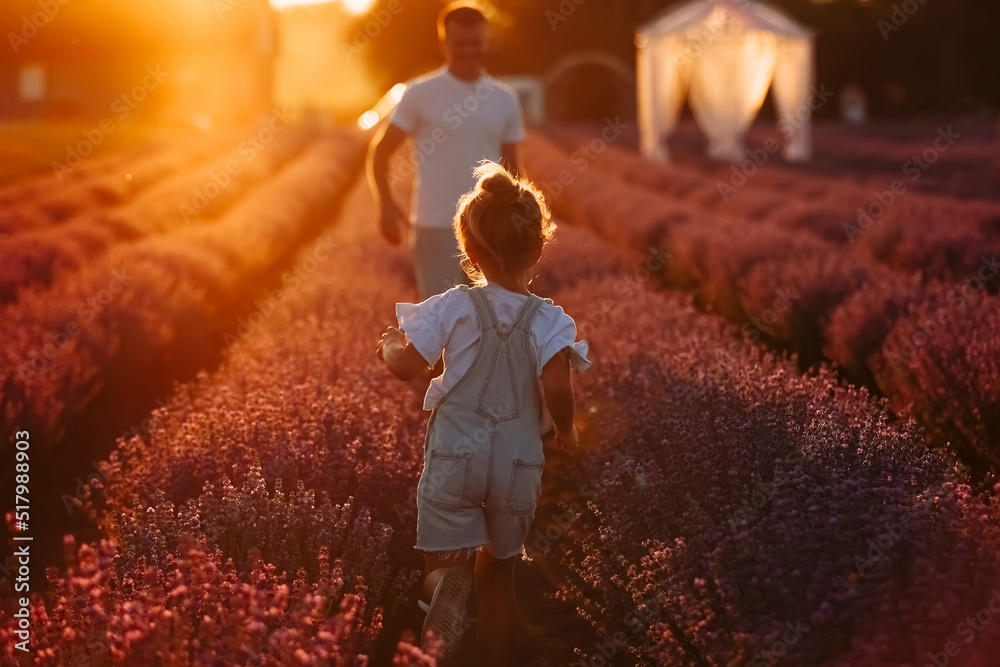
[358,110,379,130]
[273,0,383,120]
[357,83,408,130]
[339,0,377,13]
[269,0,376,14]
[387,83,406,105]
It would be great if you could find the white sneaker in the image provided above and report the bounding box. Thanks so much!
[418,599,477,625]
[420,567,474,664]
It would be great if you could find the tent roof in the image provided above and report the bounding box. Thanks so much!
[637,0,813,41]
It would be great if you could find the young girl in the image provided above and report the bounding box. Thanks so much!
[376,161,591,665]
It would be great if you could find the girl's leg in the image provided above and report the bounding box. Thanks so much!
[421,549,478,661]
[474,549,519,667]
[423,548,477,601]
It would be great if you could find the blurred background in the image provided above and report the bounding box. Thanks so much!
[1,0,997,183]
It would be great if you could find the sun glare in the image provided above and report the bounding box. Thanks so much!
[357,83,407,129]
[269,0,375,14]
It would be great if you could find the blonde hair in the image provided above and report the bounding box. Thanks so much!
[453,161,555,286]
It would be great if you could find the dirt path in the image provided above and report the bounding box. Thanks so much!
[388,443,607,666]
[12,144,612,664]
[326,170,610,665]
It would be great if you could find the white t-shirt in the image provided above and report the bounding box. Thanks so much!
[396,282,591,433]
[389,65,526,229]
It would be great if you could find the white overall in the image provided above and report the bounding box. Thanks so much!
[415,284,549,560]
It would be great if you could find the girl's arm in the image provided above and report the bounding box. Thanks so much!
[377,326,432,381]
[541,347,578,447]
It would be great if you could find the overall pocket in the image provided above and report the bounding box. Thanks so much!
[504,458,545,515]
[419,450,472,508]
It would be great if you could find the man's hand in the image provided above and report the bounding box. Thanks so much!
[367,121,409,245]
[378,200,408,246]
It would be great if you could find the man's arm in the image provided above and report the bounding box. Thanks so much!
[367,120,407,209]
[367,121,409,244]
[501,141,525,179]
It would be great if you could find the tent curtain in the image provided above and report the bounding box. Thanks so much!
[771,38,813,161]
[635,0,813,163]
[638,38,690,161]
[637,42,663,160]
[687,32,778,162]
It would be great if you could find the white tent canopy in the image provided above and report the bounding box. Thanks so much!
[636,0,815,162]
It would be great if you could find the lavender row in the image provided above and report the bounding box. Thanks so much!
[0,127,250,236]
[0,125,313,305]
[523,132,1000,474]
[0,131,364,458]
[537,127,1000,285]
[538,237,1000,665]
[0,172,644,663]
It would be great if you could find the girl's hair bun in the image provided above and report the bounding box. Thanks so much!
[480,169,520,202]
[453,160,556,285]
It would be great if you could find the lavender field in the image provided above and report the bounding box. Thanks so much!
[0,115,999,666]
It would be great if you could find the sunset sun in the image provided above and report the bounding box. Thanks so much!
[269,0,375,14]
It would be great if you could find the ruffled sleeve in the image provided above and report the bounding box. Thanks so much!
[565,340,593,372]
[537,305,593,375]
[395,290,453,367]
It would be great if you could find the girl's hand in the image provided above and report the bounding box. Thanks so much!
[554,424,579,450]
[377,326,406,360]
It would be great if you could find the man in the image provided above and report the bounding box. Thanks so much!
[367,2,527,300]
